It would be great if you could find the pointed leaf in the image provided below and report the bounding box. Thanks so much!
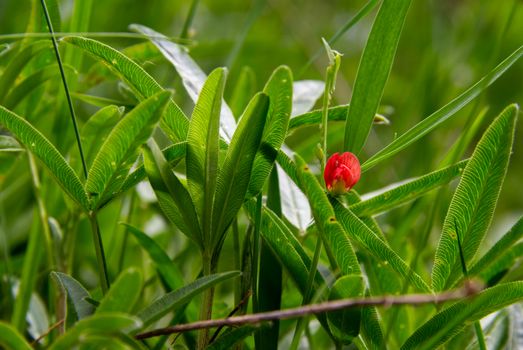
[432,104,518,291]
[51,272,95,320]
[0,106,89,209]
[0,321,32,350]
[137,271,240,327]
[86,90,171,209]
[62,36,189,143]
[344,0,411,154]
[96,268,143,314]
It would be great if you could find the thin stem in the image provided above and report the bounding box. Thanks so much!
[197,253,215,349]
[252,193,263,314]
[88,214,110,294]
[180,0,200,39]
[40,0,88,179]
[135,281,482,339]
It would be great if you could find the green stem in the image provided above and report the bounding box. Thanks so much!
[88,214,110,294]
[180,0,200,39]
[197,252,215,349]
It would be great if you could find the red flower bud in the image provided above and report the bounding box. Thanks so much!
[323,152,361,195]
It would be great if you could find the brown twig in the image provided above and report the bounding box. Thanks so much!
[135,281,482,340]
[31,318,65,345]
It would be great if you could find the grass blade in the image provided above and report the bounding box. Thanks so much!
[344,0,411,154]
[362,46,523,172]
[432,104,518,291]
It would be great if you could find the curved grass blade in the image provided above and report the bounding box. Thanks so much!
[137,271,240,328]
[0,321,32,350]
[362,46,523,172]
[0,106,89,209]
[248,66,293,197]
[51,272,95,321]
[344,0,411,154]
[130,24,236,141]
[331,198,431,292]
[187,68,226,242]
[86,90,171,209]
[295,154,360,276]
[432,104,518,291]
[291,80,324,117]
[143,139,203,248]
[96,268,143,314]
[62,36,189,143]
[123,223,184,291]
[401,281,523,350]
[49,313,142,350]
[211,93,269,250]
[352,159,468,217]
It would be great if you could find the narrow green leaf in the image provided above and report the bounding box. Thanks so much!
[360,298,385,350]
[432,104,518,291]
[62,36,189,143]
[187,68,226,243]
[401,282,523,350]
[327,275,365,344]
[344,0,411,154]
[143,139,203,248]
[212,93,269,250]
[137,271,240,328]
[49,313,142,350]
[331,198,431,292]
[0,321,32,350]
[0,106,89,209]
[208,326,259,350]
[51,271,95,320]
[248,66,293,197]
[352,160,468,217]
[123,223,184,291]
[96,268,143,314]
[86,90,171,209]
[362,46,523,172]
[71,92,133,109]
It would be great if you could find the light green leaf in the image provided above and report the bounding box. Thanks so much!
[295,154,360,276]
[86,90,171,209]
[344,0,411,154]
[432,104,518,291]
[248,66,293,197]
[211,93,269,250]
[51,271,95,321]
[137,271,240,328]
[362,46,523,172]
[401,282,523,350]
[49,313,142,350]
[62,36,189,143]
[331,198,431,292]
[187,68,226,242]
[143,139,203,248]
[0,106,89,209]
[71,92,133,109]
[123,223,184,291]
[0,321,32,350]
[352,160,468,217]
[96,268,143,314]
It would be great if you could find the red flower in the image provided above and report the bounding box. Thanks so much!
[323,152,361,195]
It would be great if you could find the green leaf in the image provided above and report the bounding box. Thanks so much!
[49,313,142,350]
[81,105,124,168]
[360,299,385,350]
[362,46,523,172]
[51,272,95,321]
[137,271,240,328]
[229,66,257,119]
[211,93,269,250]
[208,326,259,350]
[186,67,226,243]
[401,282,523,350]
[0,106,89,209]
[248,66,293,197]
[295,154,360,276]
[123,223,184,291]
[62,36,189,143]
[331,198,431,292]
[0,321,32,350]
[96,268,143,314]
[432,104,518,291]
[351,160,468,217]
[86,90,171,209]
[344,0,411,154]
[143,139,203,248]
[327,275,365,344]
